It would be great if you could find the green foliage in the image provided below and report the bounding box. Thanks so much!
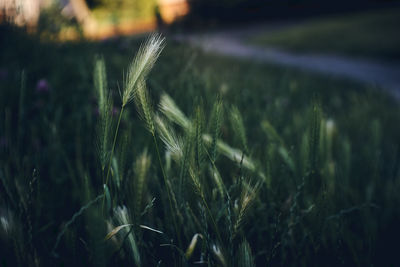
[238,239,255,267]
[229,105,248,154]
[208,96,223,163]
[0,25,400,266]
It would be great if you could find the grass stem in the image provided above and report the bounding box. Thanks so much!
[102,105,124,212]
[152,132,182,248]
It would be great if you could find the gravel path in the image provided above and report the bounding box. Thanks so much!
[174,28,400,99]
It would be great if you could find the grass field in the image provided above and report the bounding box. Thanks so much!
[1,24,400,266]
[250,8,400,62]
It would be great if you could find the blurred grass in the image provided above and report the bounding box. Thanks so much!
[250,8,400,62]
[0,24,400,266]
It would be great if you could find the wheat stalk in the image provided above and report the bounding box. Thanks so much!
[133,149,151,219]
[112,206,141,266]
[103,33,165,198]
[123,33,165,107]
[94,56,113,172]
[229,105,248,153]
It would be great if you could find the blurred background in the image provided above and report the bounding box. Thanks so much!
[1,0,400,39]
[1,1,400,266]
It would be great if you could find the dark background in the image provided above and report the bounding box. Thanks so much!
[179,0,400,27]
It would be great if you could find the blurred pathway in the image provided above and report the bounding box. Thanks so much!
[174,28,400,99]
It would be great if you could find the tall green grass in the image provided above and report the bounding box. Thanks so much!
[0,25,399,266]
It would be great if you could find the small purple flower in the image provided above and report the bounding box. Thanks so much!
[36,79,50,93]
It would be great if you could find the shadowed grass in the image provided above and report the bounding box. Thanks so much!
[0,24,399,266]
[250,8,400,62]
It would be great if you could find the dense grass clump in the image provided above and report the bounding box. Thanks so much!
[0,25,400,266]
